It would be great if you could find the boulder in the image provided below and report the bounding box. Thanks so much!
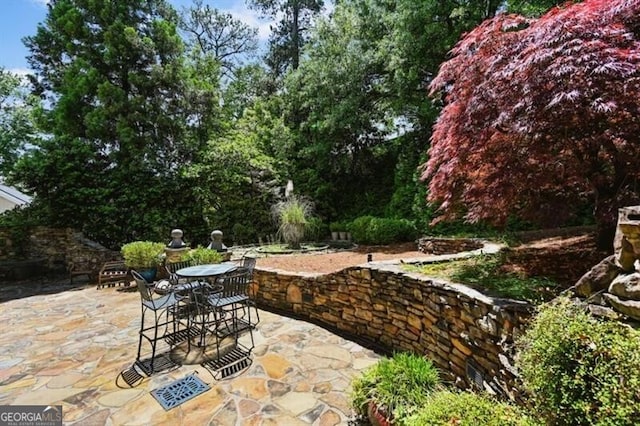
[570,255,620,297]
[609,272,640,300]
[614,206,640,271]
[615,236,637,272]
[604,293,640,321]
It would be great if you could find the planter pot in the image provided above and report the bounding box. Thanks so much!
[368,401,392,426]
[331,231,339,241]
[339,231,347,241]
[137,268,157,283]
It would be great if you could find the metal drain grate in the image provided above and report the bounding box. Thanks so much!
[201,346,252,379]
[151,373,210,410]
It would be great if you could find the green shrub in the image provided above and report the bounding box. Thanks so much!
[121,241,165,269]
[348,216,417,245]
[349,352,440,423]
[347,216,374,242]
[231,223,255,245]
[0,205,45,257]
[516,297,640,425]
[406,390,539,426]
[369,217,417,244]
[180,246,223,265]
[304,216,327,241]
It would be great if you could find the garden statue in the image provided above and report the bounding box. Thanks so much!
[570,206,640,321]
[207,230,227,252]
[285,179,294,198]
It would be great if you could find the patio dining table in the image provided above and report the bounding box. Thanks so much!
[175,262,237,279]
[173,262,238,348]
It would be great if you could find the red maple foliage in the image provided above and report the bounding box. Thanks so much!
[424,0,640,246]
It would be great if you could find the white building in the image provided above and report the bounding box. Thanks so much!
[0,182,32,213]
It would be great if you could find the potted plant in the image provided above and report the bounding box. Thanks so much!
[329,221,344,241]
[349,352,441,425]
[121,241,166,282]
[272,195,313,250]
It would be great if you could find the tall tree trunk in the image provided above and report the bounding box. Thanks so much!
[292,1,300,70]
[594,197,618,252]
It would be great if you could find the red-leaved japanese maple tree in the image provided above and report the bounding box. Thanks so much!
[424,0,640,248]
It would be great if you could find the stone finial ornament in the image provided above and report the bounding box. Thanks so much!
[207,229,227,252]
[167,228,187,248]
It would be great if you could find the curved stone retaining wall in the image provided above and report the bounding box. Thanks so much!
[253,254,532,401]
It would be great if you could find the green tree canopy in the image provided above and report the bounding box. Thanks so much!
[15,0,201,247]
[283,0,506,222]
[249,0,324,79]
[0,68,41,181]
[179,0,258,79]
[186,100,290,244]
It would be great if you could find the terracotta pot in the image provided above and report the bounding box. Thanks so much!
[367,401,392,426]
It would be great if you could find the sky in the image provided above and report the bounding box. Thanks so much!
[0,0,272,75]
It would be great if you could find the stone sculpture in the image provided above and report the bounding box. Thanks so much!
[207,230,227,252]
[167,229,187,248]
[165,228,188,262]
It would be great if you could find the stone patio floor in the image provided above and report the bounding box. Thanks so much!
[0,278,381,425]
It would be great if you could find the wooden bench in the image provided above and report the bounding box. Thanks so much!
[97,261,130,289]
[67,261,96,284]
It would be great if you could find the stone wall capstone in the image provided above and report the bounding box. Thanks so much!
[417,237,483,255]
[253,263,532,402]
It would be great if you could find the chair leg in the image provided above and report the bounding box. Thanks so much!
[136,308,146,363]
[136,309,164,375]
[244,302,255,350]
[250,301,260,328]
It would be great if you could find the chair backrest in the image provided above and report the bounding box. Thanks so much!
[131,270,154,301]
[219,269,250,298]
[238,256,257,281]
[164,260,194,285]
[240,256,256,270]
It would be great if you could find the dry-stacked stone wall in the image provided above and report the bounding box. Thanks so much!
[253,261,532,401]
[0,226,120,279]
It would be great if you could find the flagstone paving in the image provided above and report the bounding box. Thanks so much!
[0,278,381,425]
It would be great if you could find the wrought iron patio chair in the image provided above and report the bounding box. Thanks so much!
[200,269,255,377]
[235,256,260,328]
[132,270,188,375]
[164,259,195,287]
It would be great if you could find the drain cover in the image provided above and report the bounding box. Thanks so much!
[151,373,210,410]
